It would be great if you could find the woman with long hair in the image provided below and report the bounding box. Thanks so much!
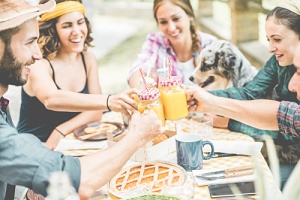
[128,0,217,87]
[17,0,138,150]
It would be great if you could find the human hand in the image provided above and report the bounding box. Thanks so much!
[45,129,65,150]
[185,86,214,113]
[107,88,138,118]
[128,110,163,145]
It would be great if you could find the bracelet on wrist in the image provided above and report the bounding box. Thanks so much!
[106,94,112,111]
[55,128,66,137]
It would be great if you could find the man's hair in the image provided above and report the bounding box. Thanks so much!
[0,26,21,46]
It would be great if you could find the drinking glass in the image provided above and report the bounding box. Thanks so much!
[162,173,195,200]
[189,113,213,139]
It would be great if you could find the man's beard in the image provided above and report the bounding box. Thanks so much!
[0,45,28,86]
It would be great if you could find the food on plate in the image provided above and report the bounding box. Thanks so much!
[83,123,118,134]
[152,134,168,145]
[109,162,186,195]
[83,127,98,134]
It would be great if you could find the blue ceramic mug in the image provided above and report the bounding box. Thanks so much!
[176,133,214,171]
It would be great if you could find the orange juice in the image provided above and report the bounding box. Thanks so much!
[159,76,188,120]
[138,103,146,113]
[134,94,139,102]
[137,88,166,126]
[138,100,165,127]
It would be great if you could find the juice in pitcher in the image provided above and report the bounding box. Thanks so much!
[159,76,188,120]
[137,88,165,126]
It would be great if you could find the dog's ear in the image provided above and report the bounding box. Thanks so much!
[217,50,237,80]
[219,50,236,70]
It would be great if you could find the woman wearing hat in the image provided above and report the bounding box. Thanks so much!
[17,0,138,150]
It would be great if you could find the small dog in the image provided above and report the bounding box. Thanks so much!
[189,40,257,90]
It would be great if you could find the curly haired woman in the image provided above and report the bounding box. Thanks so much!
[17,0,138,150]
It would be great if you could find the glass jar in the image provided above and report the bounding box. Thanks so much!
[159,76,188,120]
[162,172,195,199]
[137,88,165,127]
[134,77,157,102]
[157,68,168,89]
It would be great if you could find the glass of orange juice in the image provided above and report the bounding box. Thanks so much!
[159,76,188,120]
[134,77,157,102]
[137,88,165,127]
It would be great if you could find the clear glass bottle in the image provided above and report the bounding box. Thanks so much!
[45,172,79,200]
[159,76,188,120]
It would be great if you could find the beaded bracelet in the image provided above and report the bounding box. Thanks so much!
[106,94,112,111]
[55,128,66,137]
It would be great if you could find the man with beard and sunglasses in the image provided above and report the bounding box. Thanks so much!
[0,0,163,199]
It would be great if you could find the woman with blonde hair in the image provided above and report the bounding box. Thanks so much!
[128,0,217,87]
[17,0,138,150]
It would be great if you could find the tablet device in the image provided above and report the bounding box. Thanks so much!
[208,181,256,198]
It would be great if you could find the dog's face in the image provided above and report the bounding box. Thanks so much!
[189,41,240,90]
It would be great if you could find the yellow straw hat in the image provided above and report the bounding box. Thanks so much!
[0,0,56,31]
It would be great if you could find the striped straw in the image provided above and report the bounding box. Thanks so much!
[167,56,172,78]
[139,68,149,91]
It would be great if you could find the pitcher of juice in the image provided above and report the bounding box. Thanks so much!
[137,88,165,127]
[159,76,188,120]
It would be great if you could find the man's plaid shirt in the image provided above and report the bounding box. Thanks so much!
[278,101,300,144]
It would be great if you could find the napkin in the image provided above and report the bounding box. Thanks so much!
[54,139,107,151]
[203,140,263,155]
[192,169,255,186]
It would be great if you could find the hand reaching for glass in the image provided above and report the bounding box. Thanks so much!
[185,86,217,113]
[129,110,164,145]
[106,88,139,118]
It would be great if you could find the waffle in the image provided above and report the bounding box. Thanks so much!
[109,162,186,196]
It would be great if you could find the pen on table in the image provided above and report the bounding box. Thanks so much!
[212,153,246,158]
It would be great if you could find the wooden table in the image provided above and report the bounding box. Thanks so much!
[59,112,283,199]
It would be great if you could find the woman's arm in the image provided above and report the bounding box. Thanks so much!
[24,57,138,116]
[186,86,279,130]
[210,56,278,100]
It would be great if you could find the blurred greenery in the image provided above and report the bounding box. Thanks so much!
[97,19,157,94]
[98,21,156,67]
